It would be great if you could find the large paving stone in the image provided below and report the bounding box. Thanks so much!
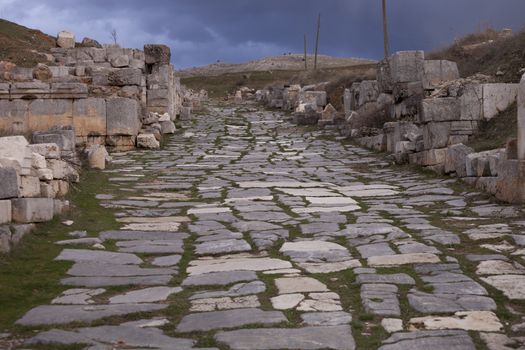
[61,275,172,287]
[16,304,167,326]
[182,271,257,286]
[215,326,356,350]
[187,257,292,275]
[195,239,251,255]
[100,230,188,241]
[176,308,286,332]
[27,326,203,350]
[480,275,525,300]
[109,286,182,304]
[379,330,476,350]
[55,249,142,265]
[66,262,176,276]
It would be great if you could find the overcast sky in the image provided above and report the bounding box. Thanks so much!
[1,0,524,69]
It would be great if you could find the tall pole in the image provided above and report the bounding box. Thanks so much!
[304,33,308,71]
[382,0,390,58]
[314,13,321,70]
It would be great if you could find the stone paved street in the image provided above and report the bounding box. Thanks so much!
[17,102,525,349]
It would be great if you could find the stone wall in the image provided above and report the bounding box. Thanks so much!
[0,39,181,151]
[0,135,76,253]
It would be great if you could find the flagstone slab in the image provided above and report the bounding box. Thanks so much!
[16,304,167,326]
[182,271,258,286]
[368,253,441,267]
[67,262,176,276]
[187,257,292,275]
[480,275,525,300]
[195,239,252,255]
[408,311,503,332]
[62,275,173,287]
[55,249,142,265]
[100,230,189,241]
[26,326,202,350]
[151,254,182,267]
[109,287,182,304]
[176,308,286,332]
[215,326,356,350]
[301,312,352,326]
[275,277,328,294]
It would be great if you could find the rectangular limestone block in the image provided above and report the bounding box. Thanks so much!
[482,83,519,121]
[460,84,483,120]
[421,148,448,166]
[0,168,20,199]
[495,160,525,204]
[423,122,452,150]
[108,68,142,86]
[11,198,54,223]
[0,200,12,224]
[423,60,459,89]
[144,44,171,65]
[390,51,425,84]
[73,98,107,137]
[28,143,61,159]
[106,98,140,136]
[28,99,74,132]
[420,98,460,123]
[147,89,169,107]
[0,100,29,135]
[19,176,41,198]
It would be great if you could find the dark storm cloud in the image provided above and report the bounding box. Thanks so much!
[1,0,525,68]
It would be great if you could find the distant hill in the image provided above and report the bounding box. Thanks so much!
[178,54,376,78]
[0,18,56,67]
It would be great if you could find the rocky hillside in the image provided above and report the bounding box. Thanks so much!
[0,19,56,67]
[428,27,525,83]
[178,54,376,78]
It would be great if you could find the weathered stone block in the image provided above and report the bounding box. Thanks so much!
[460,84,483,120]
[483,83,519,121]
[390,51,424,83]
[31,152,47,169]
[110,55,130,68]
[28,99,73,132]
[0,200,12,224]
[19,176,41,198]
[423,122,451,150]
[421,98,460,123]
[160,120,176,134]
[12,198,54,223]
[108,68,142,86]
[85,144,109,170]
[0,100,29,135]
[147,89,169,107]
[57,31,75,49]
[423,60,459,89]
[144,44,171,65]
[49,66,70,78]
[0,227,11,253]
[495,160,525,204]
[106,135,136,151]
[47,159,79,182]
[377,58,393,93]
[137,133,160,149]
[445,144,474,176]
[0,167,19,199]
[106,98,140,136]
[0,136,32,175]
[421,148,447,166]
[33,127,76,153]
[519,74,525,160]
[393,82,424,102]
[73,98,106,137]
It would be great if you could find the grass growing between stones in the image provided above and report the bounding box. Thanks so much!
[0,170,120,333]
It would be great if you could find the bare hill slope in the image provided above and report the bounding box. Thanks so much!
[178,54,376,78]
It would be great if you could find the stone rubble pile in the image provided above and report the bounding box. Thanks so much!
[0,134,78,252]
[179,87,208,121]
[0,31,186,151]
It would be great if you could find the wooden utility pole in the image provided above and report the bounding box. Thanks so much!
[304,33,308,71]
[382,0,390,58]
[314,13,321,70]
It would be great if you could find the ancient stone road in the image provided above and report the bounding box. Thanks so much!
[17,102,525,349]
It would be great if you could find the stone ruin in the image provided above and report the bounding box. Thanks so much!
[0,32,209,251]
[252,50,524,204]
[0,36,181,152]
